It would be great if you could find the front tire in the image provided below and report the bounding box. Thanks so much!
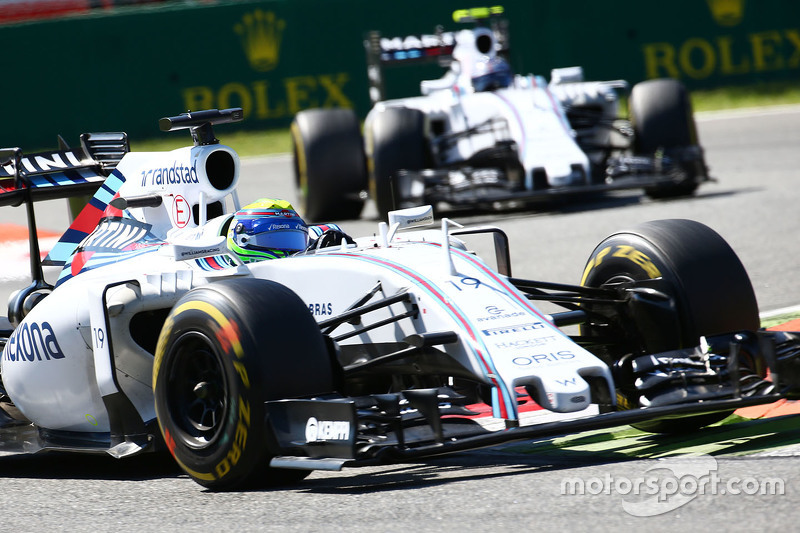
[629,79,706,199]
[581,219,759,432]
[153,279,334,490]
[367,107,428,220]
[291,108,367,222]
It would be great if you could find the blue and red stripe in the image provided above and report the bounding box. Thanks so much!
[44,169,126,266]
[328,251,516,419]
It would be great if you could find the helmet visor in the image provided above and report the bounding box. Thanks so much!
[472,70,512,92]
[235,217,308,252]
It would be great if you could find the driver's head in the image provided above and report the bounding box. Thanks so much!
[472,56,512,92]
[226,198,308,263]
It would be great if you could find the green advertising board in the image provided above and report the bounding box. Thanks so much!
[1,0,798,149]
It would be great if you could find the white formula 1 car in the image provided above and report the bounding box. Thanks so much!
[292,6,710,222]
[0,109,797,490]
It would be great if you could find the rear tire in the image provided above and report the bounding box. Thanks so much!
[291,108,366,222]
[153,278,334,490]
[581,219,759,433]
[629,79,706,199]
[367,107,428,220]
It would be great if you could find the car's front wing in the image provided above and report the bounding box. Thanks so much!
[264,391,782,472]
[396,154,710,209]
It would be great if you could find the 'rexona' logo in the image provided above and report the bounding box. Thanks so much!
[234,9,285,72]
[3,321,65,362]
[706,0,745,27]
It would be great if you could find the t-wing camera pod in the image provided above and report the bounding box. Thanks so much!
[159,108,244,146]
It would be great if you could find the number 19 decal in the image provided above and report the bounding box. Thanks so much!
[92,327,105,349]
[449,276,482,291]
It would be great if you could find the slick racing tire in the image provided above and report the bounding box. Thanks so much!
[292,108,367,222]
[629,79,706,199]
[367,107,428,220]
[581,219,759,433]
[153,279,334,490]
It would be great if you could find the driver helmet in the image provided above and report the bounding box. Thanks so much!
[226,198,308,263]
[471,56,512,92]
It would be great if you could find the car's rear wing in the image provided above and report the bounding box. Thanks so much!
[0,132,129,207]
[364,7,510,104]
[1,132,128,325]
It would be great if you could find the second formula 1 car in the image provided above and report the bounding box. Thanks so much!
[291,6,710,222]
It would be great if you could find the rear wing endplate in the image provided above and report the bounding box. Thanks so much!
[0,132,128,207]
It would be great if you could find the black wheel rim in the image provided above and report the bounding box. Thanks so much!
[165,331,228,450]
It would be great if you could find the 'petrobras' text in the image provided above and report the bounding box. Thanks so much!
[141,160,199,187]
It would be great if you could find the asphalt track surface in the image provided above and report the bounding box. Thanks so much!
[1,107,800,531]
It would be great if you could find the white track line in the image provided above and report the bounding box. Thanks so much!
[695,103,800,121]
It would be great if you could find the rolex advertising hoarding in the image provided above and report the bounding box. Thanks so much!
[1,0,798,149]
